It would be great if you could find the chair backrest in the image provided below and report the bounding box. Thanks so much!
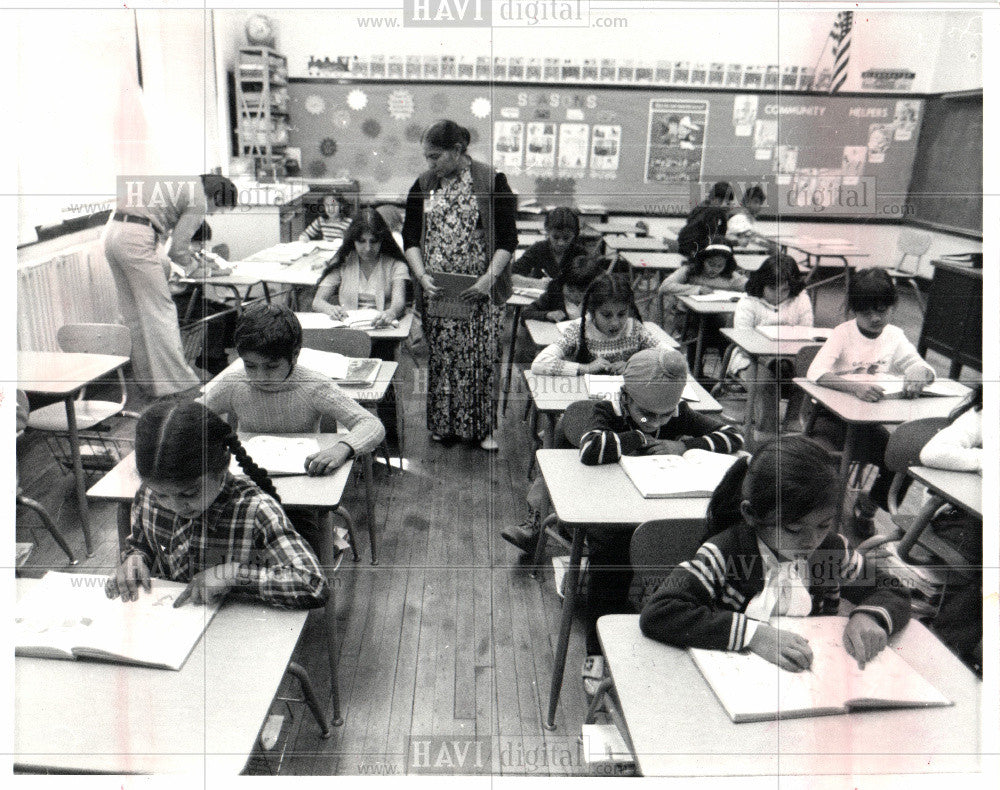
[793,343,822,377]
[57,323,131,357]
[629,519,706,611]
[884,417,951,473]
[301,328,372,358]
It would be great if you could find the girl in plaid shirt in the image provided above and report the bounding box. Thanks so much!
[106,401,328,609]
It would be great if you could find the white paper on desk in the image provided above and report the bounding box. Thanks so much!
[619,450,738,498]
[296,309,382,329]
[296,348,381,385]
[688,290,744,302]
[756,325,832,341]
[585,374,698,403]
[243,242,314,263]
[234,436,320,476]
[839,373,968,399]
[15,571,219,671]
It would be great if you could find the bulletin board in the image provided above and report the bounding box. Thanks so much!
[286,80,924,218]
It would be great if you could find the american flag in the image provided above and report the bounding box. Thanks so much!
[830,11,853,93]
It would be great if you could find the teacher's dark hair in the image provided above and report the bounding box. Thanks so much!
[200,174,238,209]
[423,119,471,152]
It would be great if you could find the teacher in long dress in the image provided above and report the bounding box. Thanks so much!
[402,120,518,450]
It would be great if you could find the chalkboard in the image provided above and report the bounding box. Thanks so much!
[906,92,982,236]
[286,80,923,218]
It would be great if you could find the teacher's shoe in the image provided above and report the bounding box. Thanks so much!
[479,434,499,451]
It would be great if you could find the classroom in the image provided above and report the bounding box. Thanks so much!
[9,2,996,781]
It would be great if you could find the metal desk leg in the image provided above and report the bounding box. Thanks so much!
[896,494,945,562]
[693,314,707,379]
[63,396,94,556]
[743,356,759,447]
[317,511,344,727]
[836,425,860,530]
[501,305,523,416]
[363,452,378,564]
[545,523,586,730]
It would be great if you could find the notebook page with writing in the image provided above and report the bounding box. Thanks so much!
[15,572,219,670]
[233,436,320,476]
[690,616,950,722]
[619,450,738,498]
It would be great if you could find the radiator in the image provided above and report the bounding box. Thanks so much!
[17,234,120,351]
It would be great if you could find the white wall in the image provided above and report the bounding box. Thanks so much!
[214,6,982,92]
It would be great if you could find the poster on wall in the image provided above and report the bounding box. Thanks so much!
[867,123,892,163]
[732,95,758,137]
[644,99,708,183]
[753,119,777,159]
[525,122,557,170]
[493,121,525,171]
[842,146,867,185]
[774,145,798,184]
[590,125,622,173]
[558,123,590,171]
[893,100,920,141]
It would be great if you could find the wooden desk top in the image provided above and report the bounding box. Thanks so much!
[598,614,981,777]
[677,294,741,315]
[295,310,413,340]
[14,578,308,775]
[604,236,670,253]
[523,370,722,415]
[793,378,971,426]
[721,326,825,358]
[213,352,397,403]
[620,251,685,271]
[18,351,130,396]
[909,466,982,519]
[537,450,710,525]
[88,433,353,508]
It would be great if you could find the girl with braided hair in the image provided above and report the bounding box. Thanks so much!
[105,400,329,609]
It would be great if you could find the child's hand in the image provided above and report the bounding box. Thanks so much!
[843,612,888,669]
[373,310,396,328]
[642,439,686,455]
[902,368,933,398]
[581,358,615,375]
[607,360,627,375]
[546,310,567,322]
[697,286,713,295]
[106,554,151,602]
[174,563,238,607]
[305,442,352,476]
[107,554,151,601]
[852,381,884,402]
[748,623,813,672]
[326,305,348,320]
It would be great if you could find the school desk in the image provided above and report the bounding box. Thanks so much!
[498,291,542,416]
[516,232,546,250]
[596,614,981,777]
[584,218,646,235]
[676,294,740,378]
[14,577,312,774]
[767,235,870,310]
[619,251,685,323]
[18,350,130,557]
[521,370,721,450]
[793,377,971,526]
[534,449,712,730]
[604,235,670,253]
[897,466,982,564]
[719,326,828,443]
[294,310,414,342]
[523,318,680,352]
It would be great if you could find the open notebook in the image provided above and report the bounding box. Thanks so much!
[296,348,381,386]
[233,435,320,476]
[619,450,739,498]
[585,374,699,404]
[15,571,220,671]
[690,616,951,723]
[296,309,391,330]
[756,325,833,342]
[838,373,969,399]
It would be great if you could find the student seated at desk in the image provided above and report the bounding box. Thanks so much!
[566,348,744,691]
[640,436,910,672]
[300,193,351,243]
[919,386,983,673]
[513,206,586,279]
[106,400,329,609]
[806,268,936,529]
[530,273,671,377]
[724,184,779,253]
[522,254,604,323]
[658,239,747,337]
[312,207,410,332]
[729,253,814,434]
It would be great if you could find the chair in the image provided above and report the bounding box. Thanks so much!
[27,324,131,431]
[885,229,932,313]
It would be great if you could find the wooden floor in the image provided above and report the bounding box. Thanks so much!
[15,279,965,776]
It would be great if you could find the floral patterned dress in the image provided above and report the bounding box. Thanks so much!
[423,168,504,440]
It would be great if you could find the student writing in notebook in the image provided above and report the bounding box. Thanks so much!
[658,238,746,340]
[729,253,814,434]
[312,208,410,330]
[521,254,604,323]
[530,273,672,377]
[106,401,329,609]
[513,206,586,280]
[640,436,910,672]
[806,268,936,526]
